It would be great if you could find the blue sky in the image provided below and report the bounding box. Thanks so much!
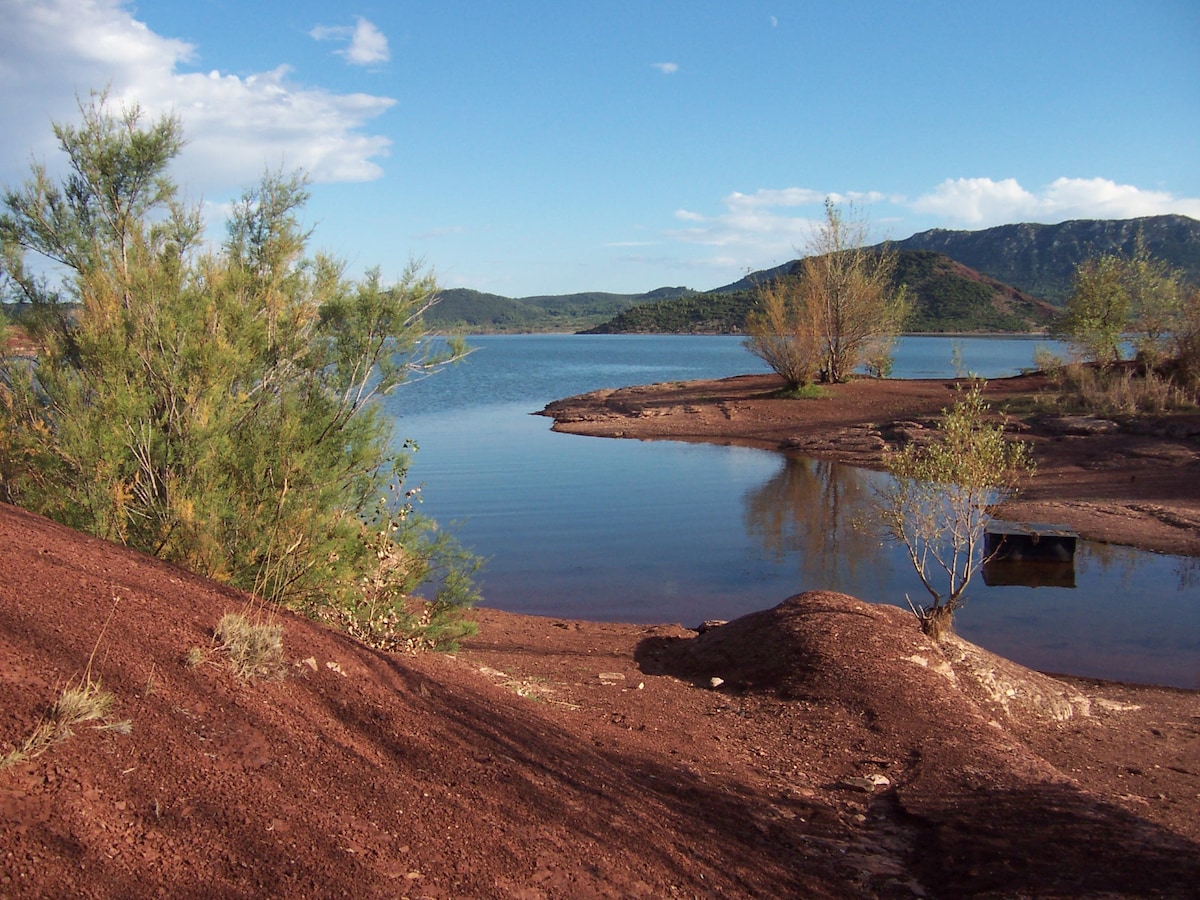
[2,0,1198,297]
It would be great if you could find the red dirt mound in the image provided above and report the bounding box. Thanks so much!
[3,502,1199,897]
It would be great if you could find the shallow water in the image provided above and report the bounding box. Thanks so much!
[384,335,1200,688]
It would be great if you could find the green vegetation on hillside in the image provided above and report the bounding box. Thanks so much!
[894,252,1054,332]
[585,251,1058,335]
[423,286,697,333]
[585,290,757,334]
[895,215,1200,305]
[0,94,480,651]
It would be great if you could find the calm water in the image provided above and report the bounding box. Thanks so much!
[383,335,1200,689]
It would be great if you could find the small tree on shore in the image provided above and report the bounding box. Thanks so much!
[1056,238,1185,369]
[745,200,909,389]
[875,381,1033,640]
[742,273,822,389]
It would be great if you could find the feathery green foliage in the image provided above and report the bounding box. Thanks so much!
[0,93,479,646]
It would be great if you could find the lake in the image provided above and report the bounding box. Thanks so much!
[383,335,1200,689]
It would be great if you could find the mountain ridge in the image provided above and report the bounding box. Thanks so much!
[418,215,1200,333]
[892,214,1200,304]
[584,250,1058,335]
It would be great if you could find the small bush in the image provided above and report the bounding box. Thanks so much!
[324,501,480,653]
[875,381,1034,638]
[1049,362,1195,416]
[776,383,826,400]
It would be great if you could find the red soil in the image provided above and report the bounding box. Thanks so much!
[2,373,1199,898]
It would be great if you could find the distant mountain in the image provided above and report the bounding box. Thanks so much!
[422,286,697,332]
[420,216,1200,334]
[584,250,1057,335]
[892,215,1200,305]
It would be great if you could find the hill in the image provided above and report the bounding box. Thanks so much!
[584,250,1057,334]
[893,214,1200,305]
[2,498,1199,896]
[416,216,1200,336]
[422,286,696,333]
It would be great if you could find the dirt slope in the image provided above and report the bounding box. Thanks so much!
[2,500,1198,898]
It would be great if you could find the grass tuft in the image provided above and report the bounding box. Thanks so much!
[1,676,120,771]
[1,595,129,772]
[214,612,285,681]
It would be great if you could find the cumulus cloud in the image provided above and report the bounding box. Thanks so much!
[911,176,1200,226]
[0,0,395,194]
[667,189,826,263]
[651,62,679,74]
[668,187,901,260]
[310,16,390,66]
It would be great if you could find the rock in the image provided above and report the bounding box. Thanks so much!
[1042,415,1120,436]
[839,773,891,793]
[709,677,725,689]
[840,777,879,793]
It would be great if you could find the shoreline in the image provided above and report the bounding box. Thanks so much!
[540,371,1200,557]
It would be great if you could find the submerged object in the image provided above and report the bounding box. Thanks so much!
[983,521,1078,588]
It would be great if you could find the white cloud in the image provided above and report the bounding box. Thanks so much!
[724,188,826,209]
[651,62,679,74]
[656,176,1200,288]
[0,0,395,195]
[311,16,390,66]
[911,176,1200,226]
[667,189,827,268]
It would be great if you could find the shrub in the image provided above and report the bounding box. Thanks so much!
[745,200,909,387]
[1045,362,1195,416]
[0,93,480,645]
[876,381,1034,639]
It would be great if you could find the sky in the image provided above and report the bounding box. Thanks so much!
[2,0,1198,298]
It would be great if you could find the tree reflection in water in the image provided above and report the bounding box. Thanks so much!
[741,453,897,602]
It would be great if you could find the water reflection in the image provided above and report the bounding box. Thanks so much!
[393,336,1199,688]
[983,560,1076,588]
[1079,541,1200,595]
[741,454,893,601]
[735,452,1200,688]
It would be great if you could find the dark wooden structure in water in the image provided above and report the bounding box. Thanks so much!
[983,521,1078,588]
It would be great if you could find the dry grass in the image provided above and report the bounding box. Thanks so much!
[213,611,285,681]
[1034,355,1198,416]
[0,676,128,771]
[1,595,131,771]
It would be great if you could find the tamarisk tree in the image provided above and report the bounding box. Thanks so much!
[746,200,909,388]
[0,94,478,648]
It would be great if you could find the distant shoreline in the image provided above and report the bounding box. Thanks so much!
[541,371,1200,557]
